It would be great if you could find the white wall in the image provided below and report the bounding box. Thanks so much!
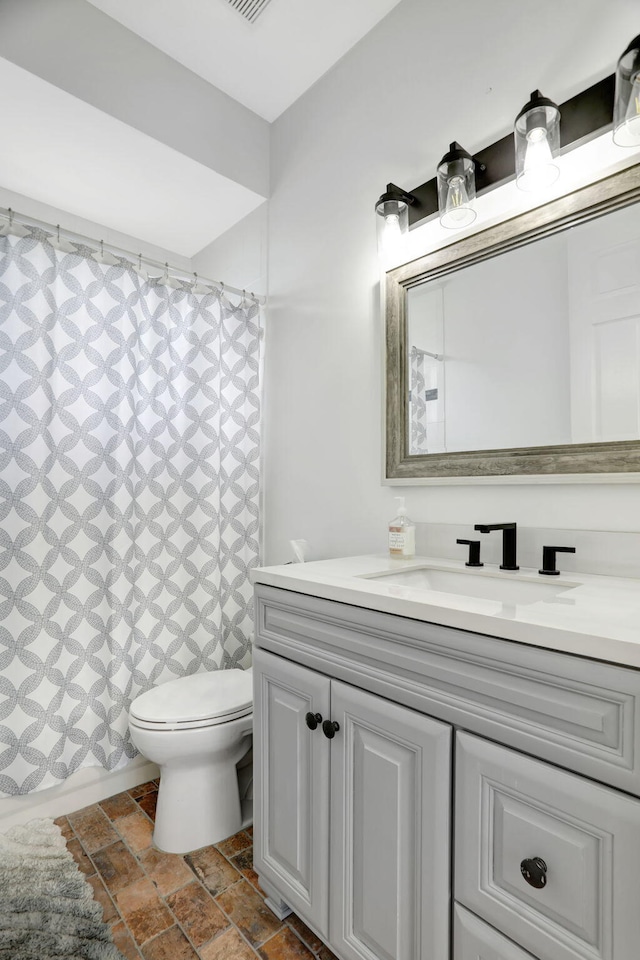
[434,234,571,452]
[0,185,192,270]
[257,0,640,564]
[193,204,268,298]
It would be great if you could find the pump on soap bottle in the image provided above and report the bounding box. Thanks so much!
[388,497,415,559]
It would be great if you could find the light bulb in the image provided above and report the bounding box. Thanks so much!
[441,175,476,229]
[519,126,560,191]
[382,212,403,256]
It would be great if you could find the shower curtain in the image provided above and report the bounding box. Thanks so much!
[0,228,261,795]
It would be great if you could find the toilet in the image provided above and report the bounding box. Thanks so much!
[128,668,253,854]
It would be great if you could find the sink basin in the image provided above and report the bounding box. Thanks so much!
[367,566,578,606]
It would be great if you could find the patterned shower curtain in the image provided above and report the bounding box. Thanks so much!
[0,229,261,795]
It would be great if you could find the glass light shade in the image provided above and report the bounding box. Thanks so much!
[514,91,560,192]
[437,143,477,230]
[375,186,410,260]
[613,34,640,146]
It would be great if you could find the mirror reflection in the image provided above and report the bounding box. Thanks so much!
[407,202,640,456]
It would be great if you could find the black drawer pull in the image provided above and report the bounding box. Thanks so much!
[305,712,322,730]
[322,720,340,739]
[520,857,547,889]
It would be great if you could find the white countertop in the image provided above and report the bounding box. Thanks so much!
[252,555,640,669]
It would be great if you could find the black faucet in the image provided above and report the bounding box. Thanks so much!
[474,523,519,570]
[539,545,576,576]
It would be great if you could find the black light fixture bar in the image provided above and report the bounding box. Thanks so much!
[407,74,615,227]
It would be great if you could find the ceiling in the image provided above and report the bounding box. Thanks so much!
[86,0,404,122]
[0,0,403,258]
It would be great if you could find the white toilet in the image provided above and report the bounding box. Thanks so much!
[128,668,253,854]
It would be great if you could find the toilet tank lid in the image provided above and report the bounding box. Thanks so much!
[130,669,253,724]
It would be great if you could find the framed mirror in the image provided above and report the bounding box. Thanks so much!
[385,163,640,482]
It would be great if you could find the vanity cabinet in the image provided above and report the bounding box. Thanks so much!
[252,584,640,960]
[253,646,451,960]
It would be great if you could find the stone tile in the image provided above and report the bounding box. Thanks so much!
[129,780,158,799]
[92,841,145,895]
[111,921,142,960]
[116,810,154,854]
[141,925,199,960]
[245,825,254,836]
[166,882,229,947]
[199,927,258,960]
[67,837,95,877]
[217,830,252,858]
[136,790,158,821]
[216,880,284,948]
[115,877,174,946]
[230,847,262,891]
[68,804,118,854]
[185,845,240,896]
[87,873,118,924]
[137,847,194,897]
[54,815,74,840]
[259,928,316,960]
[286,915,324,955]
[100,791,139,820]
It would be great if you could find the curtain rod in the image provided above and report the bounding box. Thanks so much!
[0,207,266,306]
[411,346,442,361]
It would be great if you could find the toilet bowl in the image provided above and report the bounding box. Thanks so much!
[128,668,253,854]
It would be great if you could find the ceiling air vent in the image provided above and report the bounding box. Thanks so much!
[226,0,273,24]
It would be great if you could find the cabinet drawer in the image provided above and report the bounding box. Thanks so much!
[454,904,539,960]
[455,732,640,960]
[256,586,640,796]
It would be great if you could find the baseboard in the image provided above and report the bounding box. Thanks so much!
[0,757,160,831]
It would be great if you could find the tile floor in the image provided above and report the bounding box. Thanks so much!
[54,780,338,960]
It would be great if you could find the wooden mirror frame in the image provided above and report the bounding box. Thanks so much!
[385,163,640,482]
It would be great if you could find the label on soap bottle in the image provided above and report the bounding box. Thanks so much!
[389,526,415,557]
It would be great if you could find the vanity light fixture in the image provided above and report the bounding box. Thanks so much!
[375,183,415,258]
[613,34,640,146]
[378,35,640,236]
[437,142,477,228]
[514,90,561,191]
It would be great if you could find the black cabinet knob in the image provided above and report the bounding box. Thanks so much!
[520,857,547,889]
[322,719,340,739]
[305,712,322,730]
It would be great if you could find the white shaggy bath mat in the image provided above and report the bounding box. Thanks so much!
[0,818,124,959]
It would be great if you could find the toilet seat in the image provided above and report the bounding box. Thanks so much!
[129,668,253,731]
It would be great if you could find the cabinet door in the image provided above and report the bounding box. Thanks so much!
[329,681,451,960]
[253,648,331,936]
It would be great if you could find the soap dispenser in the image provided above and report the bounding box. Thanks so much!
[388,497,415,559]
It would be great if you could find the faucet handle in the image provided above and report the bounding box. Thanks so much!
[456,539,483,568]
[539,545,576,576]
